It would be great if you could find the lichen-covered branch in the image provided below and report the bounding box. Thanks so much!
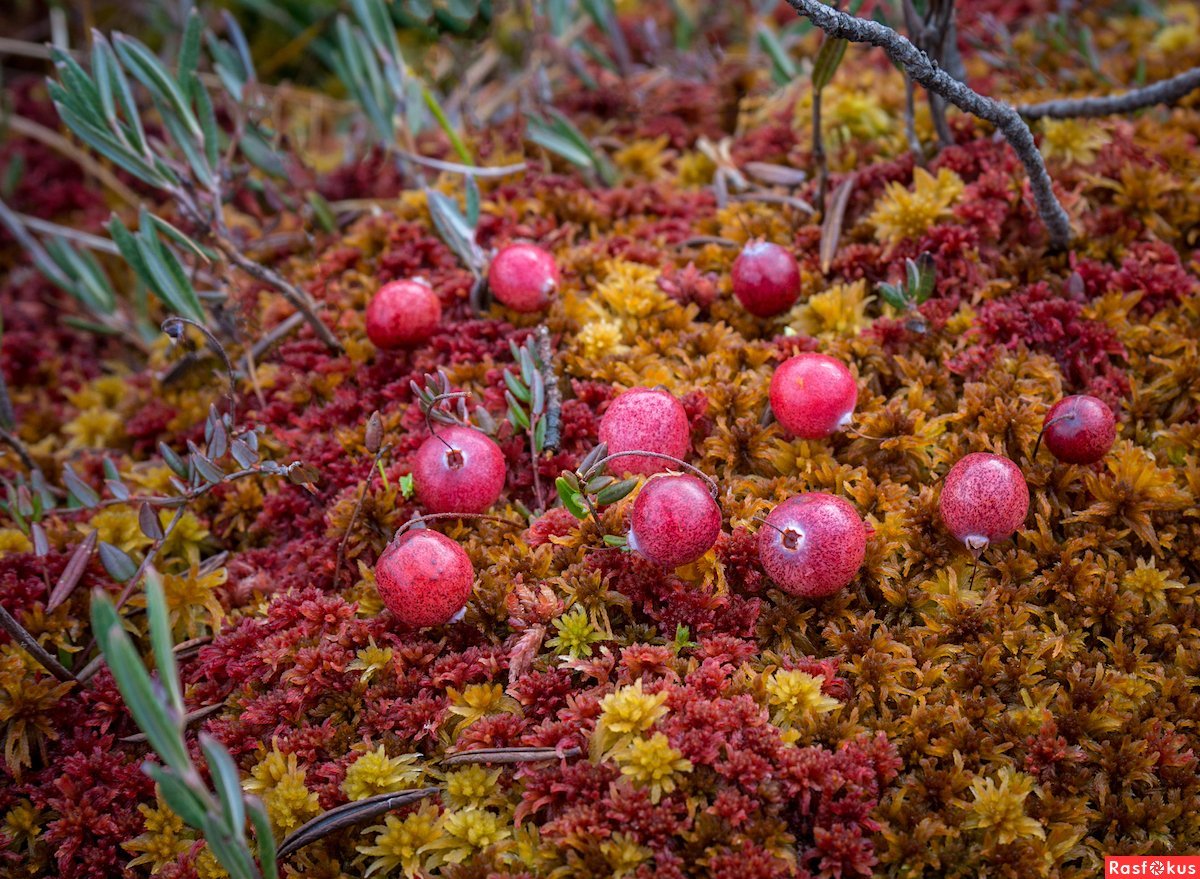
[1018,67,1200,119]
[534,326,562,453]
[783,0,1073,249]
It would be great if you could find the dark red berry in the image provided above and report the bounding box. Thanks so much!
[1042,395,1116,464]
[413,426,506,514]
[939,452,1029,554]
[628,474,722,568]
[487,243,560,312]
[769,352,858,439]
[375,530,473,627]
[598,387,691,476]
[366,279,441,348]
[757,493,866,598]
[731,241,801,317]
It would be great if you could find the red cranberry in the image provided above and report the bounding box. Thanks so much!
[413,426,506,514]
[731,241,801,317]
[939,453,1029,553]
[487,243,559,312]
[366,279,441,348]
[769,352,857,439]
[1042,395,1116,464]
[757,493,866,598]
[598,387,691,476]
[375,530,473,626]
[628,474,722,568]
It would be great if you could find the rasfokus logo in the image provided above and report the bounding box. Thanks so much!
[1106,856,1200,876]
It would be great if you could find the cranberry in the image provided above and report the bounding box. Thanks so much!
[628,474,722,568]
[375,530,473,626]
[939,452,1029,553]
[487,243,560,312]
[366,279,441,348]
[731,241,801,317]
[757,493,866,598]
[413,426,506,514]
[769,352,858,439]
[1041,395,1116,464]
[598,387,691,476]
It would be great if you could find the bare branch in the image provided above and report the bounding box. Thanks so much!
[0,602,76,682]
[782,0,1073,250]
[1018,67,1200,119]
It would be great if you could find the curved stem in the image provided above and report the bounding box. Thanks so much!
[162,317,237,419]
[582,452,719,499]
[395,512,525,539]
[752,514,787,538]
[1019,67,1200,119]
[424,392,470,453]
[1031,414,1071,460]
[334,445,389,587]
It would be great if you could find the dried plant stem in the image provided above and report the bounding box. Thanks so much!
[249,312,306,361]
[120,702,223,743]
[334,445,388,587]
[394,150,526,177]
[113,509,185,614]
[0,602,76,681]
[1019,67,1200,119]
[783,0,1072,249]
[534,327,561,453]
[583,453,720,499]
[0,428,37,473]
[813,89,827,215]
[440,745,581,765]
[395,513,525,539]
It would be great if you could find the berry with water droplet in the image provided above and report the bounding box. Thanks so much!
[488,243,560,312]
[375,530,473,627]
[413,425,506,514]
[628,474,721,568]
[598,387,691,476]
[1042,395,1116,464]
[731,241,801,317]
[366,279,441,348]
[939,452,1029,554]
[757,493,866,598]
[769,352,857,439]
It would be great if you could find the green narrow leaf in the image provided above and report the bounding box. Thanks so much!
[62,465,100,508]
[199,812,258,879]
[247,796,279,879]
[177,10,204,96]
[91,591,191,773]
[93,34,148,154]
[146,571,183,715]
[757,25,797,84]
[143,764,208,828]
[811,36,849,92]
[555,477,588,519]
[421,85,473,165]
[99,541,138,582]
[195,82,220,171]
[595,478,637,506]
[200,733,246,835]
[53,102,162,186]
[465,176,480,228]
[113,34,202,140]
[503,370,530,403]
[533,415,547,454]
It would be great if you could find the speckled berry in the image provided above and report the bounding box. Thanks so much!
[769,352,858,439]
[1042,395,1116,464]
[598,387,691,476]
[939,452,1029,554]
[366,279,441,348]
[731,241,801,317]
[413,426,506,514]
[375,529,473,627]
[487,243,559,312]
[628,474,722,568]
[757,493,866,598]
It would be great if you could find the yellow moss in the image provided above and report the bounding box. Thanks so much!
[342,745,422,801]
[765,668,841,728]
[429,808,512,864]
[358,801,443,878]
[441,765,503,809]
[1123,558,1183,605]
[123,798,191,872]
[347,638,394,683]
[613,135,671,180]
[1039,119,1111,166]
[962,766,1045,846]
[85,507,152,554]
[788,280,873,338]
[615,733,692,803]
[446,683,520,732]
[2,799,42,848]
[575,317,626,360]
[243,744,321,836]
[869,167,964,247]
[601,832,654,876]
[0,529,32,556]
[591,678,670,758]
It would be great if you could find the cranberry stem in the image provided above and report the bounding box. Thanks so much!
[396,512,525,539]
[424,391,471,453]
[581,452,720,499]
[1031,413,1072,460]
[334,443,390,588]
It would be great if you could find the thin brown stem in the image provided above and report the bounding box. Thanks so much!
[1031,414,1071,460]
[813,88,827,215]
[583,452,720,499]
[0,602,76,682]
[424,392,470,453]
[334,445,389,587]
[395,512,525,539]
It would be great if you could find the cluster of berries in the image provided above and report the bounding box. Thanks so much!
[365,241,1118,628]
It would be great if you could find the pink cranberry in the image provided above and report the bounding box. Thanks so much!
[366,279,441,348]
[413,425,506,514]
[375,530,473,627]
[731,241,801,317]
[598,387,691,477]
[757,493,866,598]
[628,474,722,568]
[487,243,559,312]
[939,452,1029,554]
[769,352,857,439]
[1042,395,1116,464]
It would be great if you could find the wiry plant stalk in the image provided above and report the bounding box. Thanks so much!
[782,0,1073,249]
[1018,66,1200,119]
[0,602,76,682]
